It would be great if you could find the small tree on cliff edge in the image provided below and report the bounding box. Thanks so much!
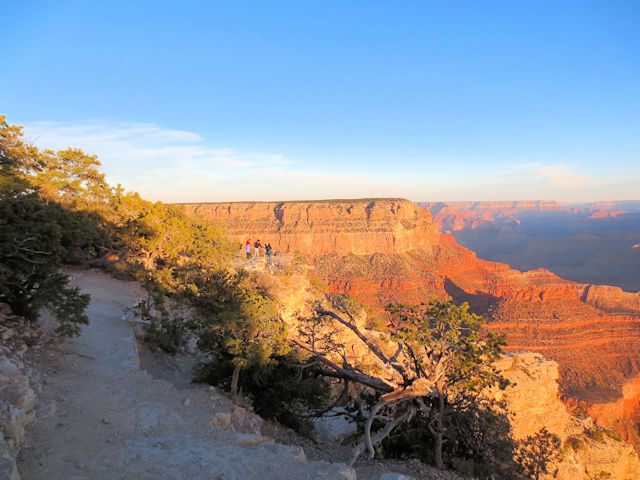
[389,298,506,469]
[192,270,289,395]
[293,295,505,468]
[515,427,561,480]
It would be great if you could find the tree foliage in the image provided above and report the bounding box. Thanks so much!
[293,295,507,468]
[388,298,506,469]
[382,393,518,478]
[0,118,91,335]
[515,427,561,480]
[190,270,290,394]
[1,114,233,338]
[195,350,330,435]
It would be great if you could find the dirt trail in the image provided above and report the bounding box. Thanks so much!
[17,269,354,480]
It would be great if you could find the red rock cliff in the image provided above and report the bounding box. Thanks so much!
[179,199,440,256]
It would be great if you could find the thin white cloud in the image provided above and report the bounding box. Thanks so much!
[512,162,542,169]
[18,120,640,203]
[22,120,292,199]
[494,162,591,189]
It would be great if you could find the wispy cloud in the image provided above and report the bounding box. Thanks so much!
[19,120,639,203]
[495,162,591,188]
[22,120,292,200]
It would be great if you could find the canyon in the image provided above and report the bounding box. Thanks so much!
[420,200,640,292]
[181,198,640,455]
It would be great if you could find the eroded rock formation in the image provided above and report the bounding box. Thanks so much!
[493,353,640,480]
[419,200,640,292]
[420,200,640,233]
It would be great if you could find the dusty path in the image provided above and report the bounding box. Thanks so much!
[17,269,354,480]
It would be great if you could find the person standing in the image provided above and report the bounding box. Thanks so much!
[254,239,262,259]
[266,243,273,266]
[245,240,252,260]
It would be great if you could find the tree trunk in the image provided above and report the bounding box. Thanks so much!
[230,365,240,395]
[435,391,445,470]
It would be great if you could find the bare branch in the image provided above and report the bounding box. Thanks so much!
[316,306,408,381]
[349,405,415,466]
[291,339,395,393]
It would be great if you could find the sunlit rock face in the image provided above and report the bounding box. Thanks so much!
[492,353,640,480]
[180,199,440,256]
[564,377,640,454]
[180,198,640,452]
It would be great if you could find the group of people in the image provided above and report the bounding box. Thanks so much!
[245,239,274,265]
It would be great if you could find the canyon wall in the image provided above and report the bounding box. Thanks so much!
[180,199,440,256]
[420,200,640,232]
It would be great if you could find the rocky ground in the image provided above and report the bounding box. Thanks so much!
[8,269,466,480]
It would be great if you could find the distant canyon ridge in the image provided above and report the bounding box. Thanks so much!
[179,198,640,450]
[419,200,640,292]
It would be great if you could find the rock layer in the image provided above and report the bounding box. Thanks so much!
[179,199,440,256]
[420,200,640,232]
[420,200,640,292]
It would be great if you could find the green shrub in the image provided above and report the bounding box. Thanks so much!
[572,406,589,418]
[585,427,606,442]
[604,428,622,441]
[564,435,585,452]
[194,352,330,436]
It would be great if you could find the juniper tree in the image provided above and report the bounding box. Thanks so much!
[191,270,290,395]
[515,427,561,480]
[1,118,90,336]
[294,295,505,468]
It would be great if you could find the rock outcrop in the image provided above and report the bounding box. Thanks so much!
[564,377,640,453]
[0,304,43,480]
[493,353,640,480]
[582,285,640,313]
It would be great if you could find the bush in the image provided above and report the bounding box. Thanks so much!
[585,427,606,442]
[0,194,91,336]
[381,395,519,479]
[515,428,561,480]
[128,292,190,354]
[194,352,330,436]
[563,435,585,452]
[604,428,622,441]
[572,406,589,418]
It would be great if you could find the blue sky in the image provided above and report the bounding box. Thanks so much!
[2,1,639,202]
